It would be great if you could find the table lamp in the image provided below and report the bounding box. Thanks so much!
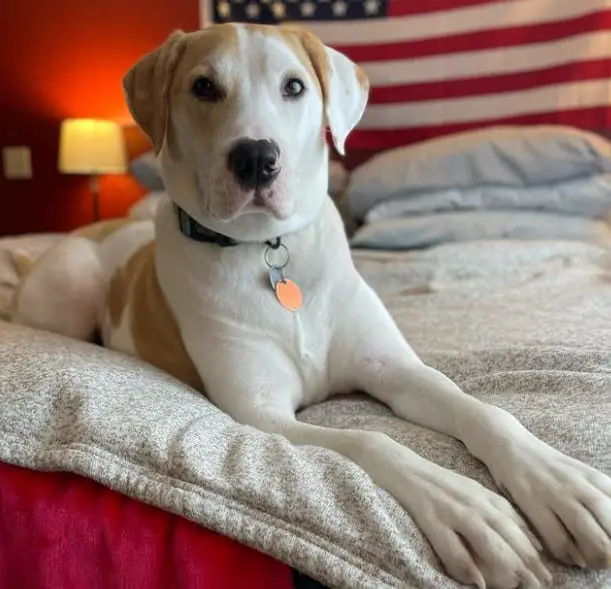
[59,119,127,221]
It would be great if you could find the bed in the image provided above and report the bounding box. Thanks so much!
[1,122,610,589]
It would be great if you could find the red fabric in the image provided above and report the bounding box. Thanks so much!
[0,462,293,589]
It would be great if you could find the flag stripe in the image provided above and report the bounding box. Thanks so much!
[301,1,608,47]
[333,10,611,63]
[388,0,498,18]
[361,30,611,87]
[348,107,611,150]
[361,79,611,128]
[370,59,611,105]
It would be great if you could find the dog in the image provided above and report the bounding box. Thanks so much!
[11,24,611,588]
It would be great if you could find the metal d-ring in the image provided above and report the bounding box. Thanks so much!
[264,241,290,269]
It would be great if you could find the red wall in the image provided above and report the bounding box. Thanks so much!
[0,0,199,236]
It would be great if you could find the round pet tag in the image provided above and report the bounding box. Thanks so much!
[275,279,303,312]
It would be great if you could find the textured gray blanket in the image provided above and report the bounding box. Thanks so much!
[0,239,609,588]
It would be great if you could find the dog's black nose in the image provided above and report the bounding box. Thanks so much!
[227,139,280,189]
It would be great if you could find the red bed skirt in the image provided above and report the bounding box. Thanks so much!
[0,461,294,589]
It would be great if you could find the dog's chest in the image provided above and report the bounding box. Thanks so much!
[156,204,356,398]
[183,241,337,360]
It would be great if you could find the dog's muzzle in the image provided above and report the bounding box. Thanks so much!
[227,138,280,190]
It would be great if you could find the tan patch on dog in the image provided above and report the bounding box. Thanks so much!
[108,243,203,391]
[123,31,188,153]
[123,25,239,154]
[163,25,241,159]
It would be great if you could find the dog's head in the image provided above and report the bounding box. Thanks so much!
[123,24,369,240]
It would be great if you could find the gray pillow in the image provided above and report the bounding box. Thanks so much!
[130,151,164,191]
[347,125,611,220]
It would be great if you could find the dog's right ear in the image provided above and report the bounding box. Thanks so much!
[123,30,187,154]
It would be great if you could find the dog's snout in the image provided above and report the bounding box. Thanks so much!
[227,139,280,190]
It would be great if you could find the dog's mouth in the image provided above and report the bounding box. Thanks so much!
[244,189,288,219]
[200,185,288,222]
[253,188,274,207]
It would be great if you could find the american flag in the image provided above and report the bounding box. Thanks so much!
[201,0,611,152]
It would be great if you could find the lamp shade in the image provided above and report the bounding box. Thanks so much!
[59,119,127,174]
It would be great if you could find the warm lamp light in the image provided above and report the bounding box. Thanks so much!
[58,118,127,221]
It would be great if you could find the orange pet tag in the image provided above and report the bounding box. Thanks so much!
[275,278,303,312]
[265,240,302,312]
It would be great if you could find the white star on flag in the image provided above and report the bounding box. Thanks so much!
[300,1,315,17]
[245,2,260,18]
[217,0,231,18]
[363,0,380,15]
[332,0,347,17]
[271,1,286,18]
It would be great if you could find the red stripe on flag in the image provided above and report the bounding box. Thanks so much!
[369,59,611,104]
[345,107,611,151]
[387,0,498,17]
[336,10,611,63]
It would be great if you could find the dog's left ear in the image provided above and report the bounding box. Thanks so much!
[321,45,369,155]
[289,27,369,156]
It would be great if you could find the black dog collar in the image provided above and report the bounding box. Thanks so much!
[176,205,281,249]
[175,205,302,311]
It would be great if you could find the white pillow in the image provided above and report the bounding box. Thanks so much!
[347,125,611,220]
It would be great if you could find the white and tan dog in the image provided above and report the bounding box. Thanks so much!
[11,24,611,588]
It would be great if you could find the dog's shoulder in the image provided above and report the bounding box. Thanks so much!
[104,237,203,391]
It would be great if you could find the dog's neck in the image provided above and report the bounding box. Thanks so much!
[176,205,281,249]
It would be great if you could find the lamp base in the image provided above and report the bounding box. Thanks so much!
[88,174,100,222]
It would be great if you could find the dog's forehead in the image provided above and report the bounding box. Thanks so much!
[179,24,240,69]
[241,24,310,65]
[180,24,313,76]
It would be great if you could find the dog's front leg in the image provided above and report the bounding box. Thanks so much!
[194,340,550,589]
[336,282,611,573]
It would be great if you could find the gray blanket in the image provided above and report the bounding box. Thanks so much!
[0,239,609,588]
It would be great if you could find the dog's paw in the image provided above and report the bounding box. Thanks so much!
[404,469,552,588]
[495,444,611,570]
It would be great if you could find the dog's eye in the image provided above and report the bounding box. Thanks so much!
[191,76,220,101]
[282,78,305,99]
